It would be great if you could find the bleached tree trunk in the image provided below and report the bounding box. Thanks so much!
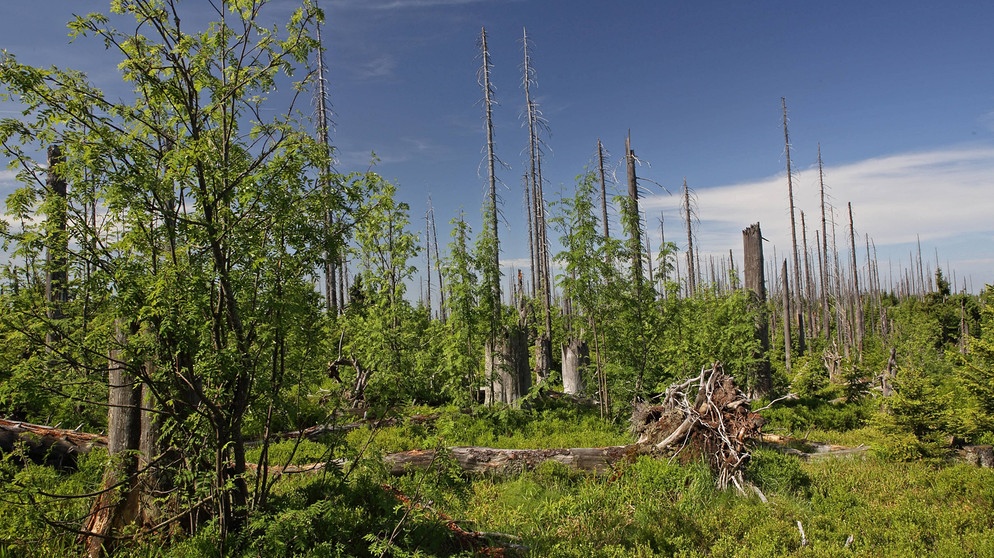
[782,98,802,332]
[485,327,531,405]
[315,18,339,316]
[598,139,610,241]
[523,29,553,381]
[781,260,792,374]
[683,179,695,296]
[848,203,864,354]
[817,147,831,341]
[561,338,589,395]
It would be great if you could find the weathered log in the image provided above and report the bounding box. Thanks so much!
[760,433,869,461]
[0,419,107,469]
[384,445,634,476]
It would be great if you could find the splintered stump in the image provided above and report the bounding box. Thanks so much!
[631,363,764,490]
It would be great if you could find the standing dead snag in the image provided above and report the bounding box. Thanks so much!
[631,363,764,491]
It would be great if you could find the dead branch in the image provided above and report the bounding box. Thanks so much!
[630,363,764,491]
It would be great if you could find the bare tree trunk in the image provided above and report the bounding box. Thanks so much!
[626,133,643,290]
[597,139,610,241]
[561,338,589,395]
[485,326,530,406]
[45,145,68,349]
[782,260,792,374]
[82,323,142,558]
[523,29,552,380]
[848,203,863,355]
[743,223,771,397]
[817,146,831,342]
[315,19,339,316]
[429,201,446,321]
[782,98,802,323]
[524,179,536,297]
[683,179,695,296]
[481,27,500,311]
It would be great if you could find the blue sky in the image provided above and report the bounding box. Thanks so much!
[2,0,994,293]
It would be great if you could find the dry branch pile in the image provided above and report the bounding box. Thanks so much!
[631,363,764,491]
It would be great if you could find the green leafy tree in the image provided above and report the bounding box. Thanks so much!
[0,0,339,546]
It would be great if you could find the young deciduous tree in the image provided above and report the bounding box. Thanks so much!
[0,0,341,549]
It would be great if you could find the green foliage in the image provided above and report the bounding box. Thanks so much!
[960,285,994,436]
[746,449,810,496]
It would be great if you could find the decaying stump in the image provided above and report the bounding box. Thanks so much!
[960,445,994,468]
[631,363,764,491]
[561,339,588,396]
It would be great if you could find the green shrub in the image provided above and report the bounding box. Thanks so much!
[745,448,810,497]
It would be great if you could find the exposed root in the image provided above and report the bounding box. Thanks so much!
[631,363,764,490]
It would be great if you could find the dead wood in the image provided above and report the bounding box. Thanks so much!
[960,445,994,468]
[759,433,869,461]
[630,363,764,491]
[0,419,107,470]
[384,446,634,476]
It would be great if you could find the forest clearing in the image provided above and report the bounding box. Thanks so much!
[1,1,994,557]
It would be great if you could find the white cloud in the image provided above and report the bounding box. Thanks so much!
[641,145,994,290]
[356,54,397,80]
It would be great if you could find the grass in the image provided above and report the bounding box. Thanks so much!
[3,402,994,557]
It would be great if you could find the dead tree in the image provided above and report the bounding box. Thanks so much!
[848,203,863,354]
[315,17,340,315]
[82,323,143,558]
[782,98,802,322]
[742,223,771,397]
[485,327,531,406]
[522,28,552,382]
[683,179,696,297]
[45,145,68,348]
[781,260,792,374]
[597,139,610,241]
[626,133,643,290]
[817,146,831,341]
[561,338,589,396]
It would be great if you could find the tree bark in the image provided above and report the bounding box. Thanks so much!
[561,338,589,395]
[82,322,143,558]
[385,445,632,476]
[485,326,530,406]
[742,223,771,397]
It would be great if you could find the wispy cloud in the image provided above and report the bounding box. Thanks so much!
[641,145,994,289]
[355,54,397,80]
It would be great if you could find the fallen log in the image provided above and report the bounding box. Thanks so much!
[384,445,634,476]
[0,419,107,470]
[759,433,869,461]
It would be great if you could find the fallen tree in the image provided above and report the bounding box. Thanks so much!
[630,363,765,490]
[0,419,107,470]
[3,365,767,488]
